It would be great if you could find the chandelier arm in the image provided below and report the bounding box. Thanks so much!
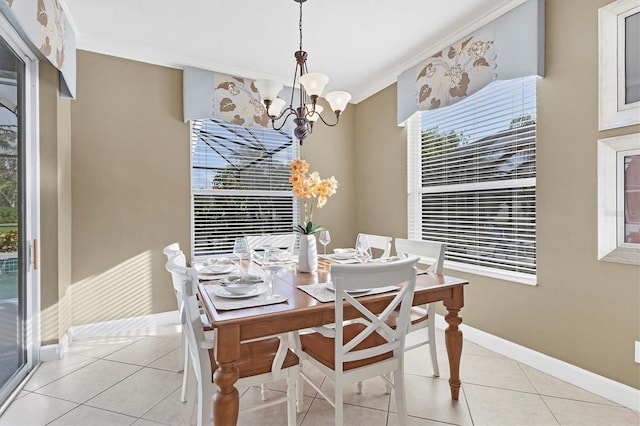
[270,109,298,131]
[288,61,301,109]
[313,110,341,127]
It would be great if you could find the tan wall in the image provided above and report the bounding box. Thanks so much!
[354,84,407,241]
[300,99,356,250]
[39,62,72,344]
[354,0,640,388]
[70,51,190,324]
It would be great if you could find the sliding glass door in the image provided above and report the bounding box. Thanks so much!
[0,17,39,408]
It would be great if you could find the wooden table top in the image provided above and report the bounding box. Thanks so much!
[199,259,468,334]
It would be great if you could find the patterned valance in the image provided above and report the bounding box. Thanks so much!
[0,0,77,99]
[397,0,544,125]
[183,66,296,129]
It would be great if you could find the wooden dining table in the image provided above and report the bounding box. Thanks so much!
[197,259,468,426]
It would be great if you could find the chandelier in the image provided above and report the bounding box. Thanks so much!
[255,0,351,145]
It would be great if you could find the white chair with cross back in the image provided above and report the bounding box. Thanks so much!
[293,256,419,425]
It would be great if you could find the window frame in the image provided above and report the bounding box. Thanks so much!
[189,119,299,259]
[407,78,537,286]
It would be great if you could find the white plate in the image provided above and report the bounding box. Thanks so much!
[325,281,370,294]
[205,264,238,274]
[213,284,267,299]
[332,252,356,260]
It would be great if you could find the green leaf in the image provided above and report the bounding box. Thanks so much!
[294,222,325,234]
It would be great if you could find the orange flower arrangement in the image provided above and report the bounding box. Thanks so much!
[289,159,338,234]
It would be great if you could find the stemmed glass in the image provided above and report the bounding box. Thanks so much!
[262,246,284,300]
[233,237,249,276]
[319,230,331,255]
[355,234,372,263]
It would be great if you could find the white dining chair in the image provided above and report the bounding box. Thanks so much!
[293,257,419,425]
[162,244,188,390]
[356,233,392,258]
[177,266,300,426]
[394,238,446,376]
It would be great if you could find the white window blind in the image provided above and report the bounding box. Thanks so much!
[191,119,299,257]
[408,77,537,284]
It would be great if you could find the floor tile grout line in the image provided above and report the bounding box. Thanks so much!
[24,356,101,392]
[77,362,146,409]
[137,378,186,426]
[461,382,475,426]
[515,360,627,408]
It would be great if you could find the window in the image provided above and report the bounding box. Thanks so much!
[191,119,299,257]
[408,77,537,284]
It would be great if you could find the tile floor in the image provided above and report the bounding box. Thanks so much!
[0,325,638,426]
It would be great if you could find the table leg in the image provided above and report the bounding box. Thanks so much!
[213,326,240,426]
[444,287,464,400]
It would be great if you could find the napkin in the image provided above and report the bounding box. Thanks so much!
[219,274,263,285]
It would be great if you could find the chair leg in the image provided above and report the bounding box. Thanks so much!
[428,323,440,377]
[384,373,392,394]
[177,331,185,373]
[286,373,297,426]
[184,367,197,426]
[180,337,190,403]
[260,383,268,401]
[296,368,304,413]
[335,378,344,426]
[393,369,408,426]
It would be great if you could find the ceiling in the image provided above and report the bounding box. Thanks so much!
[64,0,526,104]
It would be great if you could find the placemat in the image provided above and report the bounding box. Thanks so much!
[298,282,398,303]
[202,283,289,311]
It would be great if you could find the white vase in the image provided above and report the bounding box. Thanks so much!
[298,234,318,273]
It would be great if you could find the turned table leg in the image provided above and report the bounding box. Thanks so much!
[444,286,464,400]
[213,326,240,426]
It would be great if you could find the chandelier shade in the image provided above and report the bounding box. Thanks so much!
[254,0,351,144]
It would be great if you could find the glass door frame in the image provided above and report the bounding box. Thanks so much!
[0,12,40,410]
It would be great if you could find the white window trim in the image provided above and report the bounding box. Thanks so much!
[406,79,537,286]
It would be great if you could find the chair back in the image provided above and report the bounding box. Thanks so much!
[165,251,188,294]
[163,242,181,258]
[356,233,392,258]
[395,238,445,273]
[246,233,297,255]
[178,268,214,411]
[330,256,419,373]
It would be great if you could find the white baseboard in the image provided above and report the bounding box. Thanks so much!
[39,310,180,361]
[435,315,640,412]
[70,310,179,340]
[39,329,71,362]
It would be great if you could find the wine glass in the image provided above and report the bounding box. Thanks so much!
[262,246,284,300]
[355,234,372,263]
[319,230,331,255]
[232,237,249,274]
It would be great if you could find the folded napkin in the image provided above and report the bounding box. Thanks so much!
[202,283,288,311]
[219,274,263,285]
[206,257,235,265]
[298,282,398,303]
[318,254,360,264]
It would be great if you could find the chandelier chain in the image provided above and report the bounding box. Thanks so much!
[298,0,303,51]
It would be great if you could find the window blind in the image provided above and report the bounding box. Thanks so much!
[408,77,537,283]
[191,119,299,257]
